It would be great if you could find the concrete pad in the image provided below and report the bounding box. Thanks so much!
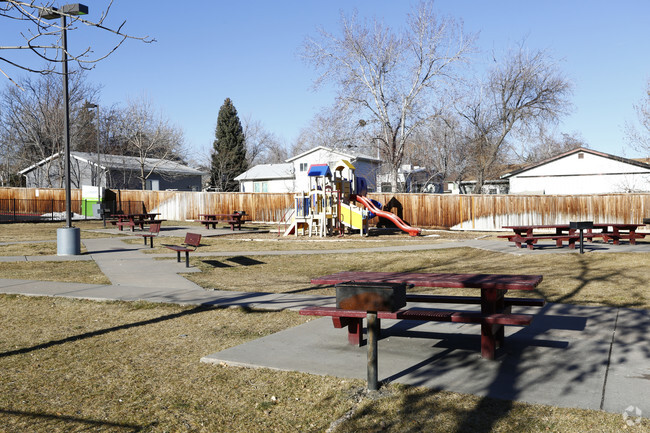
[601,307,650,416]
[202,302,642,415]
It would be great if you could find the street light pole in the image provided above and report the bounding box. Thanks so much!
[84,102,100,187]
[61,10,71,228]
[40,3,89,255]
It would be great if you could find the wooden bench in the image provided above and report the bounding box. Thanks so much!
[499,234,580,249]
[198,219,219,229]
[300,306,534,359]
[162,233,201,267]
[115,220,136,231]
[137,221,162,248]
[227,218,245,231]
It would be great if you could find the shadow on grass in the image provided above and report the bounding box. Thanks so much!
[0,408,146,432]
[0,305,215,359]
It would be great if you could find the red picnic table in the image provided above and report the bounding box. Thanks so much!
[111,213,161,231]
[304,271,544,359]
[502,223,646,249]
[198,212,246,230]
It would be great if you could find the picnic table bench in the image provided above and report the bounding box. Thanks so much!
[162,232,201,267]
[198,212,246,230]
[304,271,544,360]
[111,213,161,232]
[501,223,646,249]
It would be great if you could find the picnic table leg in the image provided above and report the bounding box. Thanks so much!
[481,324,498,360]
[480,289,506,359]
[333,317,363,346]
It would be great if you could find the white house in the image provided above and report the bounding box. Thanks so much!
[233,163,295,193]
[235,146,381,193]
[502,147,650,194]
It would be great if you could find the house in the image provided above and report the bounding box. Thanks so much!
[19,151,206,191]
[446,179,510,195]
[234,146,382,193]
[502,147,650,194]
[233,163,295,193]
[377,164,444,193]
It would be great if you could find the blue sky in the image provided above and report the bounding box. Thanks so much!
[3,1,650,162]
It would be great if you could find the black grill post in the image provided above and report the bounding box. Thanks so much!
[570,221,593,254]
[335,281,408,390]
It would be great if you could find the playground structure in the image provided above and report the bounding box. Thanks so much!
[283,160,421,237]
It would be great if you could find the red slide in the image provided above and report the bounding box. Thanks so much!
[355,195,421,236]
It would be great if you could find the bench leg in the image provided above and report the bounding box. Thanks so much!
[148,237,153,248]
[143,236,147,246]
[185,251,190,267]
[176,251,181,263]
[332,317,363,346]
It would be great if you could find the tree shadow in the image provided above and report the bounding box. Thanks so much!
[0,305,215,359]
[0,408,146,432]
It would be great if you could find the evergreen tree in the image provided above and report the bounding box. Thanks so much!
[210,98,247,191]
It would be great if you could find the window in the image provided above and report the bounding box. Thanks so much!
[254,181,268,193]
[145,179,159,191]
[578,152,584,159]
[299,163,309,172]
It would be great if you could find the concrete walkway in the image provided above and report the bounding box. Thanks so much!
[1,232,649,420]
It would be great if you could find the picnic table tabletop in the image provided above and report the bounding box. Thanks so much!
[311,271,542,291]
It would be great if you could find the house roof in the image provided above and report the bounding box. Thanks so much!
[501,147,650,179]
[285,146,381,163]
[234,163,294,181]
[19,152,206,176]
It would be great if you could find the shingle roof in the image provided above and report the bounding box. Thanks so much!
[501,147,650,178]
[19,151,206,176]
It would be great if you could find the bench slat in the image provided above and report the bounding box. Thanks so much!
[299,306,533,326]
[405,294,545,307]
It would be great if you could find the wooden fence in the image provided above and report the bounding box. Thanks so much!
[2,187,649,230]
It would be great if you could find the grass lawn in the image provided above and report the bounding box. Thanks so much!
[0,295,638,433]
[184,246,650,309]
[0,222,649,431]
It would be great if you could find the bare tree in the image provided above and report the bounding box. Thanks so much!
[292,106,369,157]
[625,80,650,155]
[115,96,185,190]
[519,127,587,163]
[242,116,288,165]
[302,1,473,191]
[409,113,472,192]
[0,71,99,186]
[0,0,152,86]
[457,45,573,193]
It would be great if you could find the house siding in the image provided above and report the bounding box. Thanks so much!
[508,151,650,194]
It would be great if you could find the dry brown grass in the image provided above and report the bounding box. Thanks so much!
[186,247,650,309]
[0,295,640,433]
[0,261,111,284]
[0,220,124,242]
